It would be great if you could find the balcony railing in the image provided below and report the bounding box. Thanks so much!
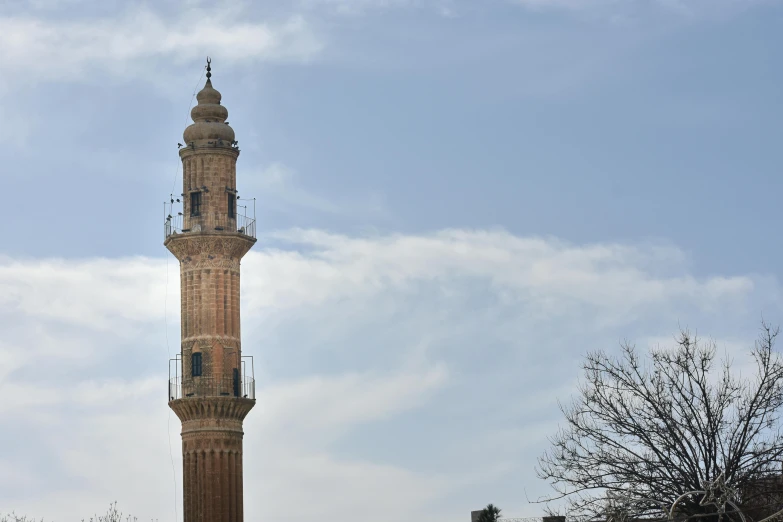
[168,376,256,401]
[164,214,256,240]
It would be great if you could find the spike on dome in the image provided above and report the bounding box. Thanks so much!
[195,57,222,108]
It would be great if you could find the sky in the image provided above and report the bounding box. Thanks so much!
[1,0,782,520]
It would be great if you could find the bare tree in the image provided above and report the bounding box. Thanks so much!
[537,323,783,522]
[0,515,40,522]
[1,502,153,522]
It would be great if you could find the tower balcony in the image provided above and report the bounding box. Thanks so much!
[168,355,256,402]
[164,214,256,240]
[168,375,256,402]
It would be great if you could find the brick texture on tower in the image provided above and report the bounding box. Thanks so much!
[165,59,257,522]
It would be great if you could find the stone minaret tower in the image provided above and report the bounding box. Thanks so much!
[165,59,256,522]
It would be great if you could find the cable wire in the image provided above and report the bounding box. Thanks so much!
[165,63,206,522]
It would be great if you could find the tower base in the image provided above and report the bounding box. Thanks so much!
[170,397,255,522]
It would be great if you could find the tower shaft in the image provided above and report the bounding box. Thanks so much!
[166,63,256,522]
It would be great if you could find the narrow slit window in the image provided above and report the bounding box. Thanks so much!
[192,352,202,377]
[190,192,202,217]
[228,193,236,219]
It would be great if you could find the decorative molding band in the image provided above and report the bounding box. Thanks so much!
[170,396,255,423]
[179,145,240,160]
[181,334,241,344]
[181,433,245,452]
[165,234,255,261]
[181,258,241,272]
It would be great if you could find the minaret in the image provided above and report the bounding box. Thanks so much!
[165,58,256,522]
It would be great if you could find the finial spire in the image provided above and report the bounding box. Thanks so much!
[206,56,212,80]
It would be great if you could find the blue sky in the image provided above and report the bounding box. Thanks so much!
[1,0,782,521]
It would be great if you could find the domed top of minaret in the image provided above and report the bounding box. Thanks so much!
[183,58,235,144]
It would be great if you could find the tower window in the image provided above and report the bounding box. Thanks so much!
[228,193,236,219]
[192,353,202,377]
[190,192,202,217]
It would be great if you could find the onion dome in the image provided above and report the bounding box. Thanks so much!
[183,59,236,144]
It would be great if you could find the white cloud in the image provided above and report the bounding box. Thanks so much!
[249,228,755,321]
[249,448,452,522]
[0,228,777,521]
[256,363,449,442]
[0,6,323,86]
[0,256,167,331]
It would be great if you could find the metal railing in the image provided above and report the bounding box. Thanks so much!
[235,214,256,239]
[164,214,183,238]
[168,375,255,401]
[164,214,256,240]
